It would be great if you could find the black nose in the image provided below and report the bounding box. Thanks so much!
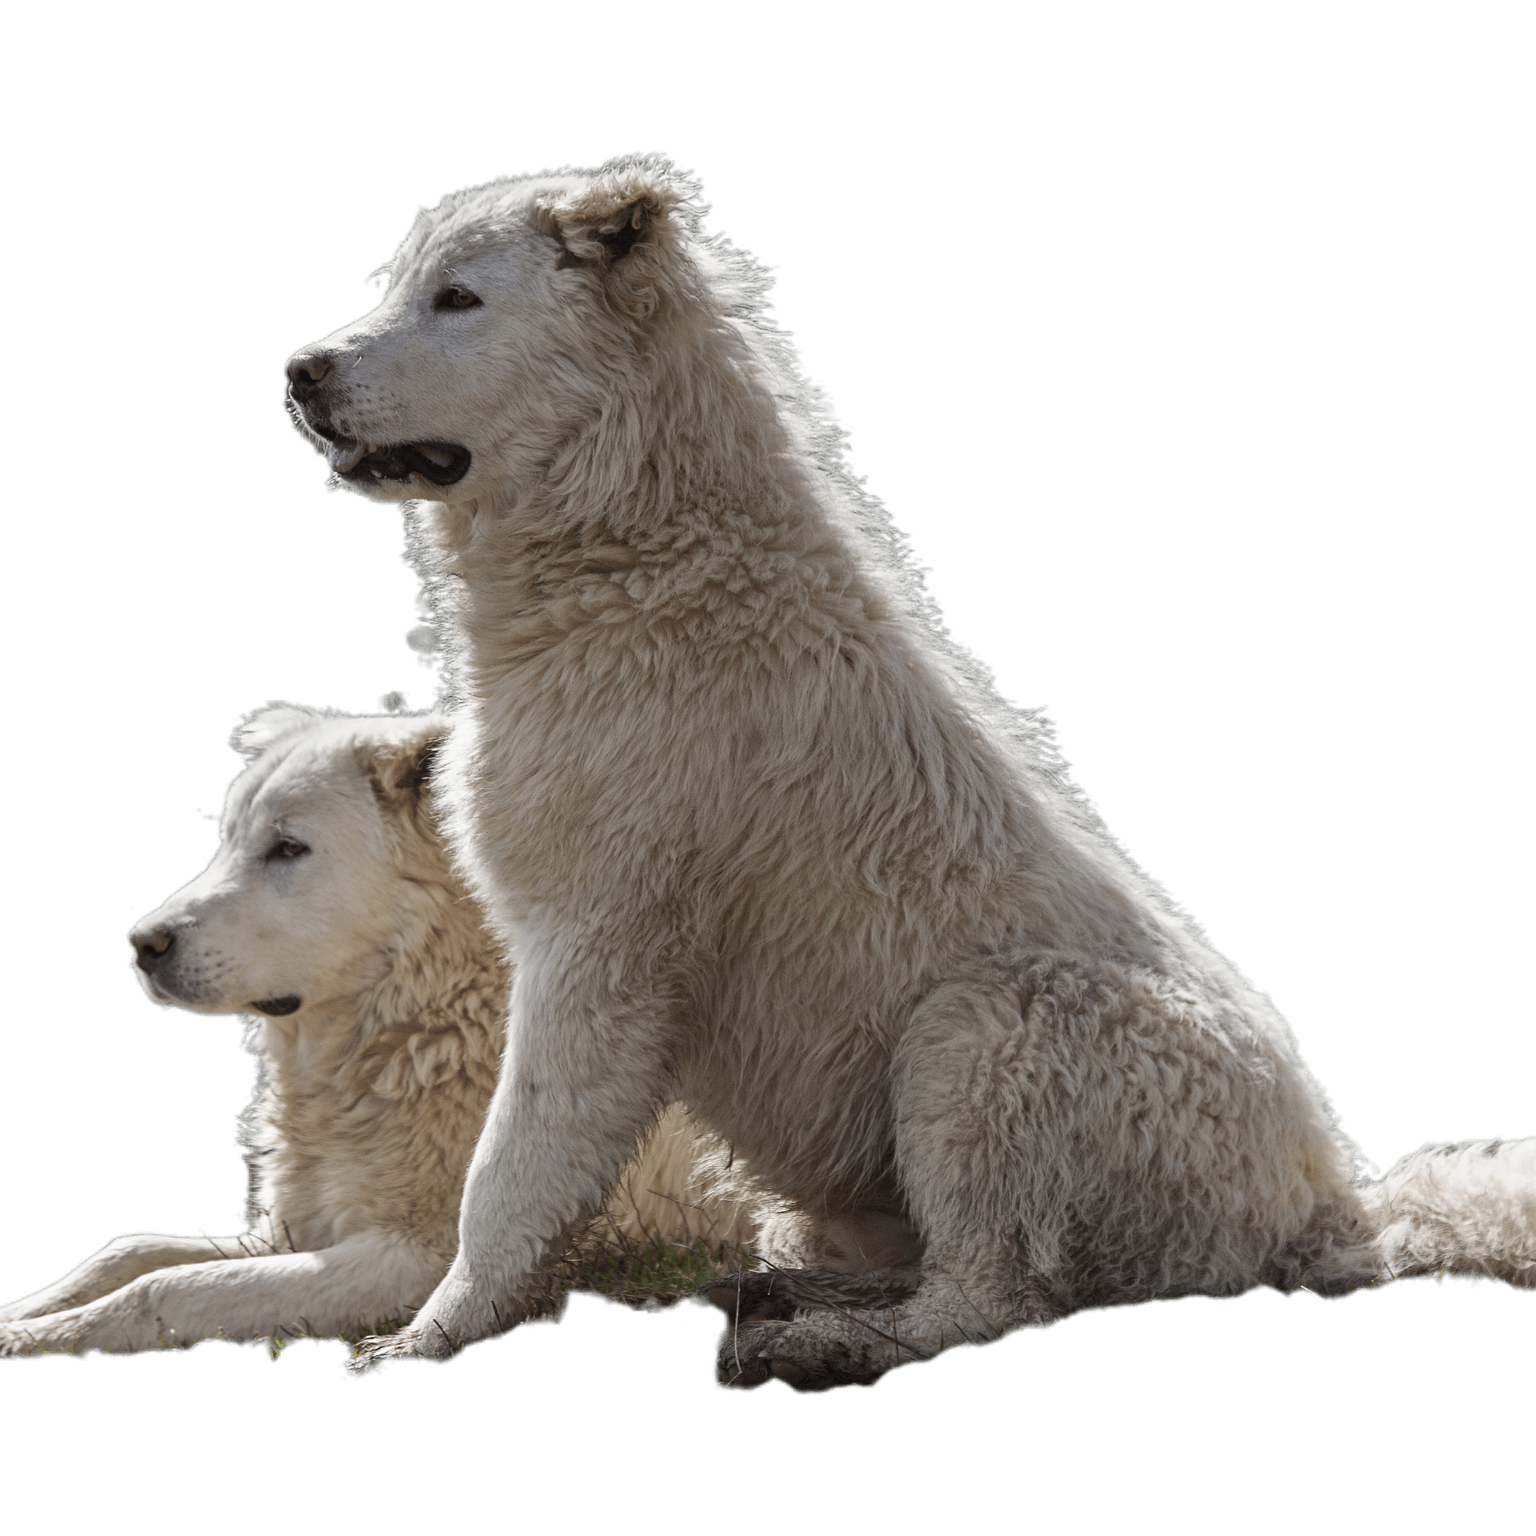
[286,352,336,399]
[132,925,174,972]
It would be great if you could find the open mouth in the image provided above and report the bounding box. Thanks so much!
[286,395,471,486]
[338,441,473,486]
[250,995,302,1017]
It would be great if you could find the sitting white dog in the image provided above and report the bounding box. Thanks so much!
[0,706,753,1355]
[285,158,1533,1388]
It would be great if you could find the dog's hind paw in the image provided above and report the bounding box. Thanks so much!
[701,1267,918,1325]
[715,1317,896,1391]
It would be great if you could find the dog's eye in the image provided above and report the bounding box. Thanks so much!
[432,286,483,313]
[266,838,310,862]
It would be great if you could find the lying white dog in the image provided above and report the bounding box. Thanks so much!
[283,158,1534,1389]
[0,707,753,1355]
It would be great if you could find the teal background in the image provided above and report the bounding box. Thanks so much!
[2,4,1530,1526]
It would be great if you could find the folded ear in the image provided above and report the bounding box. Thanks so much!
[357,719,449,818]
[553,187,659,265]
[537,166,685,319]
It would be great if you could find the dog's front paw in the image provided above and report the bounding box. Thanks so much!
[0,1316,76,1357]
[347,1317,460,1371]
[347,1265,520,1372]
[0,1322,40,1357]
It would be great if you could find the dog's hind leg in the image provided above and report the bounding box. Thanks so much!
[717,974,1042,1389]
[0,1234,254,1323]
[717,954,1342,1389]
[0,1232,446,1355]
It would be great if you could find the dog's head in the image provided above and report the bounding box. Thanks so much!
[129,707,450,1019]
[283,155,700,509]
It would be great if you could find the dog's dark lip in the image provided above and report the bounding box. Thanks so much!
[134,962,189,1006]
[285,393,471,487]
[250,995,302,1017]
[340,441,473,487]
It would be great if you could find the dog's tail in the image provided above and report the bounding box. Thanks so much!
[1361,1136,1536,1287]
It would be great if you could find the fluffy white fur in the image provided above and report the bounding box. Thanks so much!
[0,708,752,1356]
[285,158,1535,1388]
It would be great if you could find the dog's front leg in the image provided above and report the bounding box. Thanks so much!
[353,946,676,1365]
[0,1234,254,1323]
[0,1233,446,1356]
